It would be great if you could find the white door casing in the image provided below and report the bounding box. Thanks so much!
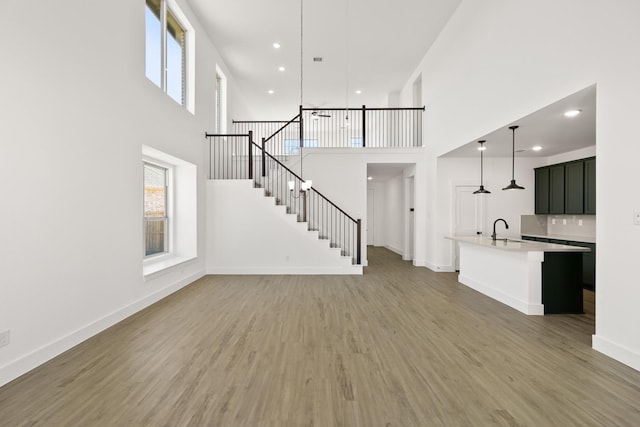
[453,185,486,270]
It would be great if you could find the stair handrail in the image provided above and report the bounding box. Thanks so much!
[251,141,361,264]
[253,141,358,224]
[263,113,301,144]
[204,131,253,180]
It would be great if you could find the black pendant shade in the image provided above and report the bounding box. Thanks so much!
[502,125,525,190]
[473,140,490,194]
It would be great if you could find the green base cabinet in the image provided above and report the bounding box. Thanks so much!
[522,236,596,291]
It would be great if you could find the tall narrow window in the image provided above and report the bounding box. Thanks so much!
[144,162,169,256]
[215,66,227,132]
[145,0,187,106]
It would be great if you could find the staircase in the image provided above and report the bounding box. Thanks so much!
[205,180,361,274]
[205,105,424,274]
[204,133,362,274]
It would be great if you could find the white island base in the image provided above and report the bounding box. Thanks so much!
[458,242,544,315]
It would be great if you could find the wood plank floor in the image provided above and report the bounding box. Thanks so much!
[1,247,639,426]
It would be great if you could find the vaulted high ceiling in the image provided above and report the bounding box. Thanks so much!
[189,0,462,120]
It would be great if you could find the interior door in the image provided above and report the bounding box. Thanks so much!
[454,185,485,270]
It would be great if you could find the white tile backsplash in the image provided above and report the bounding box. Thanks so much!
[521,214,595,238]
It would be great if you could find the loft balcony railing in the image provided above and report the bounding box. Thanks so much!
[233,105,424,157]
[204,131,361,265]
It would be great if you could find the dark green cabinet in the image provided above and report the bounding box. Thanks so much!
[534,157,595,215]
[584,157,596,214]
[535,168,550,214]
[521,235,596,290]
[565,161,584,214]
[581,243,596,290]
[549,165,565,214]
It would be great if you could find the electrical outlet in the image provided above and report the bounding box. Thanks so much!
[552,219,556,225]
[0,330,9,348]
[578,219,583,226]
[563,219,567,225]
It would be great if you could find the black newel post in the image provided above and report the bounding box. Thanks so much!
[261,137,266,177]
[362,105,366,147]
[248,131,253,180]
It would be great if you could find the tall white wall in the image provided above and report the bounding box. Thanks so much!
[400,0,640,370]
[0,0,250,386]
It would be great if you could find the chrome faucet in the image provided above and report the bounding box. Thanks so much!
[492,218,509,241]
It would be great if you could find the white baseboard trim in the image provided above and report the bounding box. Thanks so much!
[384,244,404,256]
[206,266,363,275]
[459,274,544,316]
[593,334,640,372]
[422,261,455,272]
[0,270,205,388]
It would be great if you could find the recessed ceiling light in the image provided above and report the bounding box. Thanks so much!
[367,176,373,180]
[278,66,285,72]
[355,90,362,95]
[564,109,581,117]
[272,42,281,49]
[267,90,274,94]
[532,145,543,151]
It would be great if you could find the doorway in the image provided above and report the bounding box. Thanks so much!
[453,184,485,270]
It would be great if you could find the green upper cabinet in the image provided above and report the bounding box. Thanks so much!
[564,161,584,214]
[584,157,596,214]
[549,164,565,214]
[533,157,595,215]
[535,167,550,214]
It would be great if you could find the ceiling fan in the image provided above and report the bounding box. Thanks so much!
[311,110,331,118]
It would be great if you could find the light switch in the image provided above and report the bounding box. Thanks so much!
[552,219,556,225]
[578,219,583,226]
[634,211,640,225]
[563,219,567,225]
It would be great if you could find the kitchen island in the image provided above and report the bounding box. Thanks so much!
[447,236,590,315]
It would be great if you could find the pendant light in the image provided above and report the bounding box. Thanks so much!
[473,140,490,194]
[502,125,525,190]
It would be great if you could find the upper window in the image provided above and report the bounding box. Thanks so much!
[215,66,227,133]
[145,0,190,106]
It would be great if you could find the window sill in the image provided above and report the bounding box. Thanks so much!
[143,254,197,280]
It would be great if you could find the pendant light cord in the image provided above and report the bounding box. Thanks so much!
[300,0,303,107]
[299,0,304,176]
[481,147,485,185]
[511,127,516,180]
[345,0,349,123]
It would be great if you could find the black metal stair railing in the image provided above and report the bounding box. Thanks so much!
[253,142,361,264]
[203,131,257,180]
[207,105,423,265]
[204,131,361,265]
[233,117,300,158]
[233,106,425,155]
